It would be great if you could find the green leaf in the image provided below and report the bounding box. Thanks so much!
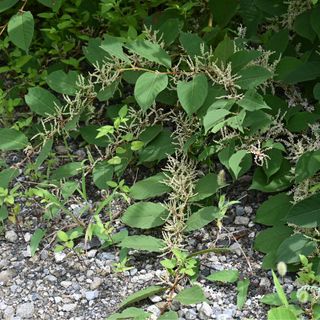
[283,62,320,84]
[255,193,292,226]
[311,7,320,39]
[262,149,283,179]
[80,125,109,147]
[203,108,230,133]
[295,150,320,183]
[138,125,163,145]
[177,74,208,115]
[179,32,208,57]
[121,202,169,229]
[260,293,283,306]
[276,234,317,264]
[30,228,46,256]
[237,90,270,111]
[51,162,84,180]
[100,35,129,62]
[254,225,293,254]
[84,37,110,65]
[0,128,28,151]
[57,230,69,242]
[8,11,34,52]
[209,0,239,27]
[214,37,234,64]
[119,235,165,252]
[0,168,19,188]
[126,40,171,68]
[158,311,178,320]
[236,66,272,89]
[293,10,316,42]
[190,173,220,202]
[46,70,79,95]
[130,173,171,200]
[138,129,175,163]
[134,72,168,111]
[228,50,262,73]
[0,205,8,222]
[185,206,220,232]
[157,18,182,45]
[229,150,251,179]
[120,285,166,309]
[267,306,297,320]
[0,0,19,13]
[25,87,61,116]
[107,307,150,320]
[286,194,320,228]
[34,139,53,170]
[237,279,250,309]
[92,161,114,190]
[174,286,207,305]
[207,270,239,283]
[287,112,320,132]
[271,270,288,307]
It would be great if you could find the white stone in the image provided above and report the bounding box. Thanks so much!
[229,243,242,256]
[5,230,18,243]
[61,281,73,288]
[149,295,162,303]
[16,302,34,319]
[85,290,99,301]
[54,252,66,263]
[146,305,161,317]
[234,216,250,225]
[62,303,77,312]
[90,277,103,290]
[199,302,213,319]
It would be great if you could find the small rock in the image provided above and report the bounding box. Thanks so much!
[184,308,197,320]
[62,303,77,312]
[259,277,271,288]
[46,275,57,282]
[0,270,14,285]
[244,206,253,215]
[99,252,116,261]
[199,302,213,319]
[61,281,73,288]
[40,250,49,260]
[87,250,97,258]
[54,297,62,304]
[4,306,15,320]
[55,145,69,155]
[149,295,162,303]
[54,252,66,263]
[5,230,18,243]
[130,268,138,276]
[146,305,161,317]
[23,233,31,242]
[85,290,99,301]
[234,216,250,225]
[90,277,103,290]
[229,243,242,256]
[16,302,34,319]
[235,206,245,216]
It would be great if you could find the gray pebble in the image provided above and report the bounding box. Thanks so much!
[198,302,213,319]
[85,290,99,301]
[5,230,18,243]
[62,303,77,312]
[229,243,242,256]
[16,302,34,319]
[234,216,250,225]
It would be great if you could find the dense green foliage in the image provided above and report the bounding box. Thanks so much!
[1,0,320,319]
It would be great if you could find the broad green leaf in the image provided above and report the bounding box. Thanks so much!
[271,270,288,307]
[185,206,220,232]
[0,128,28,151]
[255,193,292,226]
[157,18,182,45]
[260,293,282,306]
[283,62,320,84]
[276,234,317,264]
[30,228,46,256]
[138,129,175,163]
[8,11,34,52]
[37,0,62,11]
[130,173,171,200]
[295,150,320,183]
[34,139,53,170]
[236,66,272,89]
[254,225,293,254]
[92,161,114,190]
[80,125,109,147]
[177,74,208,115]
[287,112,320,132]
[57,230,68,242]
[237,90,270,111]
[138,125,163,146]
[134,72,168,111]
[262,149,283,179]
[107,307,150,320]
[214,37,234,64]
[207,270,239,283]
[119,235,165,252]
[46,70,79,95]
[237,279,249,309]
[293,10,316,42]
[314,83,320,100]
[286,194,320,228]
[25,87,61,116]
[126,40,171,68]
[97,80,119,101]
[267,307,297,320]
[209,0,239,27]
[179,32,208,57]
[0,168,19,188]
[158,311,178,320]
[51,162,84,180]
[203,109,230,133]
[274,57,303,82]
[0,0,19,13]
[84,38,110,65]
[174,286,207,305]
[120,285,166,308]
[100,35,129,62]
[228,50,262,73]
[190,173,220,202]
[121,202,169,229]
[0,205,8,222]
[265,29,289,54]
[229,150,251,179]
[311,7,320,39]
